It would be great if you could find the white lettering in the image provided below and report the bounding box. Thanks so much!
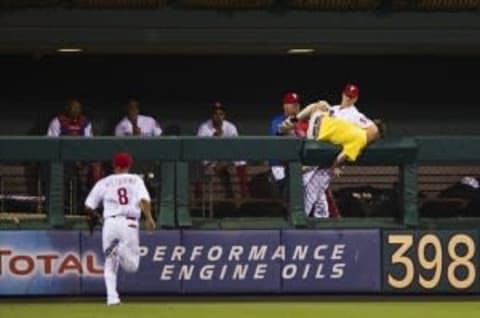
[139,246,148,257]
[232,265,248,280]
[293,245,308,261]
[228,246,244,261]
[332,244,345,260]
[282,264,297,279]
[199,265,214,280]
[254,264,267,280]
[330,263,345,279]
[191,246,204,261]
[302,263,311,279]
[315,264,325,279]
[153,246,167,262]
[160,265,174,280]
[248,245,267,261]
[178,265,194,280]
[208,246,223,261]
[219,264,228,280]
[313,245,328,261]
[171,246,186,261]
[271,246,286,261]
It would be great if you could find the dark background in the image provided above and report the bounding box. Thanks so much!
[0,54,478,136]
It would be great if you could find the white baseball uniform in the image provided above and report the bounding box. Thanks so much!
[114,114,162,137]
[304,104,374,218]
[85,173,150,305]
[197,119,246,167]
[331,104,374,129]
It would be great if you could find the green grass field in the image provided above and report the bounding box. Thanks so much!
[1,300,480,318]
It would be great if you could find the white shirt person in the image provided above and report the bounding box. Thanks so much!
[196,102,248,199]
[197,118,240,138]
[114,99,162,137]
[331,104,374,129]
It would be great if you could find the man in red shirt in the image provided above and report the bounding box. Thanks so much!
[47,98,92,137]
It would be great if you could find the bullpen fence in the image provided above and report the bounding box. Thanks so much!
[0,136,425,229]
[1,136,479,295]
[1,136,480,229]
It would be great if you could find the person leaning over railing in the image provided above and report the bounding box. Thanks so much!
[279,100,385,218]
[300,83,376,218]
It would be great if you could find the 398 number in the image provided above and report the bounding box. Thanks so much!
[387,233,476,290]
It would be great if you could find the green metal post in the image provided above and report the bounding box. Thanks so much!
[401,163,419,226]
[158,162,176,228]
[176,161,192,227]
[48,161,64,228]
[288,161,307,228]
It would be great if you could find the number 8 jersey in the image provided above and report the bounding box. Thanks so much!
[85,173,151,219]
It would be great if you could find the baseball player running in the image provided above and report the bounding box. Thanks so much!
[84,152,156,306]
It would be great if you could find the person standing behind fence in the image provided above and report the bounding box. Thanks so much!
[331,83,375,131]
[196,102,248,199]
[114,98,163,196]
[47,98,92,137]
[47,98,101,213]
[269,92,306,197]
[114,99,162,137]
[274,94,340,219]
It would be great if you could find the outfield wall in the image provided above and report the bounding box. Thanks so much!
[0,230,476,295]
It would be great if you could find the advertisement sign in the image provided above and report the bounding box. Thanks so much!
[282,230,381,292]
[181,231,281,293]
[383,230,479,293]
[0,231,81,295]
[0,229,385,295]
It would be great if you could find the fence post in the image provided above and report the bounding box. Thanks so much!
[48,161,64,228]
[176,161,192,227]
[288,161,307,228]
[401,162,418,226]
[158,161,175,228]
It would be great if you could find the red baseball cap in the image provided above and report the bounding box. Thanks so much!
[283,92,299,104]
[343,83,359,98]
[113,152,133,169]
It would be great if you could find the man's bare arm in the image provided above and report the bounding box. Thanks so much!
[278,100,332,134]
[85,207,102,234]
[296,101,331,121]
[140,199,156,232]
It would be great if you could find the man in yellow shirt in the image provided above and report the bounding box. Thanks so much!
[280,101,384,169]
[279,100,384,218]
